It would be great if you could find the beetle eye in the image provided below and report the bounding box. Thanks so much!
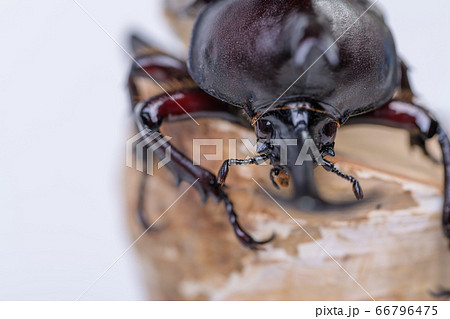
[322,122,337,138]
[255,119,273,139]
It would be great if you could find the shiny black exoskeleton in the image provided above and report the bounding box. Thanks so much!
[128,0,450,264]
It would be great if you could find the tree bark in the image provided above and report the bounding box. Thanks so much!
[125,119,450,300]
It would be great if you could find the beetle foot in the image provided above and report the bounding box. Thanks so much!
[217,160,229,186]
[241,232,276,250]
[352,179,364,201]
[430,286,450,299]
[221,190,275,249]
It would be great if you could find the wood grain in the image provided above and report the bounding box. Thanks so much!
[125,119,450,300]
[123,1,450,300]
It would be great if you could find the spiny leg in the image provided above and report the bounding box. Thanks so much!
[221,189,275,249]
[346,59,450,297]
[356,100,450,300]
[137,99,273,249]
[218,154,269,186]
[128,36,189,231]
[399,61,439,164]
[321,159,364,200]
[128,38,272,248]
[410,132,441,164]
[429,127,450,298]
[128,36,194,230]
[347,70,450,240]
[135,95,274,248]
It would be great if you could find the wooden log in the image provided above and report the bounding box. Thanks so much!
[125,118,450,300]
[124,0,450,300]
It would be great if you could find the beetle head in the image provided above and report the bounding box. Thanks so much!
[253,102,338,163]
[252,102,339,201]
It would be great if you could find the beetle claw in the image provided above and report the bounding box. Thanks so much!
[237,231,276,250]
[218,160,230,186]
[222,190,275,249]
[245,233,276,250]
[352,180,364,200]
[410,133,442,164]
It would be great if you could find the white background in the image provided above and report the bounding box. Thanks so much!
[0,0,449,300]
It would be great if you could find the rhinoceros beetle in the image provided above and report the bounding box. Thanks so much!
[128,0,450,252]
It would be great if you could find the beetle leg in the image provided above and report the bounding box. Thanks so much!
[222,191,276,250]
[410,132,441,164]
[134,93,273,248]
[127,36,272,248]
[136,165,160,231]
[401,60,441,164]
[348,100,450,238]
[321,159,364,200]
[347,60,450,297]
[346,73,450,243]
[128,35,197,230]
[218,154,269,186]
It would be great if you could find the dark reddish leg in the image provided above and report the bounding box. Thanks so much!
[128,35,272,249]
[128,35,196,231]
[134,90,273,249]
[346,62,450,298]
[347,63,450,240]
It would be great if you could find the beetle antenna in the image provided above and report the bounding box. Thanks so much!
[321,159,363,200]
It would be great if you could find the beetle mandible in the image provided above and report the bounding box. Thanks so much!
[128,0,450,252]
